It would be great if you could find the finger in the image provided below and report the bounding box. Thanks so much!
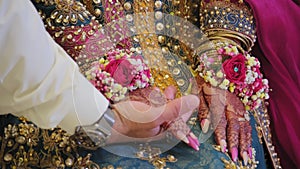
[239,120,252,165]
[201,84,226,133]
[114,95,199,129]
[184,78,199,95]
[214,111,227,152]
[198,91,211,133]
[198,91,209,120]
[129,87,166,106]
[153,95,199,127]
[239,120,248,165]
[168,121,199,151]
[239,121,251,155]
[163,85,177,100]
[226,110,240,162]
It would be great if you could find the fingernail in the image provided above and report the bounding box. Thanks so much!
[220,139,227,153]
[153,87,160,91]
[176,131,189,144]
[248,147,253,159]
[231,147,238,162]
[201,119,210,133]
[242,151,249,166]
[189,133,200,146]
[188,136,199,151]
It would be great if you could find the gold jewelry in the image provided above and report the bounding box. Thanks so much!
[200,0,256,52]
[136,143,177,169]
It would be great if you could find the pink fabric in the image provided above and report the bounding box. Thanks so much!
[246,0,300,168]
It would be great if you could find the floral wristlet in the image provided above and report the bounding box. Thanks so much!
[197,44,270,110]
[85,49,153,102]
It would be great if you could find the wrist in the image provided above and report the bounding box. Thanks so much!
[72,104,116,150]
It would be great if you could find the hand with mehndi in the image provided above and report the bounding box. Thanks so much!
[197,77,252,165]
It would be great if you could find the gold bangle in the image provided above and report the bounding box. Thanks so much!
[206,29,254,51]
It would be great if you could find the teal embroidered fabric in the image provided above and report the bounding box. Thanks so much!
[0,114,267,169]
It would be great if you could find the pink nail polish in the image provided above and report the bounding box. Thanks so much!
[248,147,253,159]
[201,119,209,133]
[231,147,238,162]
[201,119,206,127]
[189,133,200,146]
[222,145,227,153]
[188,136,199,151]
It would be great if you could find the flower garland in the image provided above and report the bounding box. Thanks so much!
[197,45,270,110]
[86,49,153,102]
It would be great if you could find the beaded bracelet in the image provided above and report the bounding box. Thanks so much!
[196,43,270,110]
[85,49,153,102]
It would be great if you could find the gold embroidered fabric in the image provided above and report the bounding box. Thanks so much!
[200,0,256,51]
[1,0,280,168]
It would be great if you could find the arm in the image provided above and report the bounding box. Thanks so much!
[0,0,109,134]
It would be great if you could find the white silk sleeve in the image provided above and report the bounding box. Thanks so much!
[0,0,109,134]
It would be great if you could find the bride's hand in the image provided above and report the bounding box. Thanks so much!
[197,77,252,165]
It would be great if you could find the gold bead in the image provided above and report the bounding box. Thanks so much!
[158,36,165,43]
[167,155,177,162]
[95,8,101,16]
[4,153,13,162]
[156,23,164,31]
[177,79,185,86]
[93,0,101,4]
[107,165,114,169]
[124,2,132,10]
[162,47,169,53]
[155,11,163,20]
[126,14,133,22]
[15,136,26,144]
[173,45,180,51]
[173,68,180,75]
[7,139,14,147]
[65,158,74,167]
[174,0,180,5]
[155,1,162,8]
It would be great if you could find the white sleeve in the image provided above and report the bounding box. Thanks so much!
[0,0,109,134]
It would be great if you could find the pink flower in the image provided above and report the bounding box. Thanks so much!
[222,54,246,84]
[105,59,135,86]
[253,79,263,92]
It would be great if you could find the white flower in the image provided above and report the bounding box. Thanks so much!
[216,71,224,78]
[262,79,269,85]
[209,78,218,86]
[242,97,249,104]
[253,72,258,78]
[247,57,256,67]
[222,79,230,86]
[265,93,270,99]
[251,95,258,100]
[206,70,212,77]
[135,80,142,87]
[232,46,239,54]
[219,83,228,90]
